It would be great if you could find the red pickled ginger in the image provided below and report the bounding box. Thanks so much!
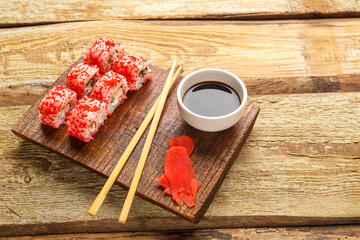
[169,135,194,156]
[156,146,199,207]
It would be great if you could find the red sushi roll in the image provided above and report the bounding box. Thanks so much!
[114,54,152,91]
[66,97,107,142]
[91,71,129,115]
[84,37,124,74]
[38,86,77,128]
[65,63,100,99]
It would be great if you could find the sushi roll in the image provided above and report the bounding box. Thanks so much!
[66,97,107,142]
[38,85,77,128]
[84,37,124,74]
[91,71,129,115]
[65,63,100,99]
[114,54,152,91]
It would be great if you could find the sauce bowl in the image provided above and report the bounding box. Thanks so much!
[177,69,247,132]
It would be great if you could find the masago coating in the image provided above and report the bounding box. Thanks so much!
[114,54,152,91]
[91,71,129,115]
[38,85,77,128]
[66,97,108,142]
[65,63,101,99]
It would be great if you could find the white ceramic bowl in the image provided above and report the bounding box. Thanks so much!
[177,69,247,132]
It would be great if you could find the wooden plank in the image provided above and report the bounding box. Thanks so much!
[4,225,360,240]
[1,92,360,236]
[1,19,360,106]
[2,217,360,237]
[11,58,260,223]
[1,0,360,26]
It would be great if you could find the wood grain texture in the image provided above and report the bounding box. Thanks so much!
[11,59,260,223]
[4,225,360,240]
[2,16,360,237]
[1,19,360,106]
[2,92,360,236]
[1,0,360,26]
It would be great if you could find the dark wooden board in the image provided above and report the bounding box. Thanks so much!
[11,57,260,223]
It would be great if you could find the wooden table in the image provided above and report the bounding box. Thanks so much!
[1,1,360,239]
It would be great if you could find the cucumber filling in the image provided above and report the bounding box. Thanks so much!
[89,120,96,134]
[106,50,119,67]
[139,69,148,79]
[110,86,123,106]
[110,95,116,103]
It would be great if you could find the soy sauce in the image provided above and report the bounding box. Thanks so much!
[182,81,241,117]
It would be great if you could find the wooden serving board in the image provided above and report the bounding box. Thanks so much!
[11,57,260,223]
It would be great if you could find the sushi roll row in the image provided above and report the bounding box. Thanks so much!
[38,85,108,142]
[84,38,151,90]
[38,37,152,142]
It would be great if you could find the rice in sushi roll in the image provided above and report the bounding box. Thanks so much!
[91,71,129,115]
[65,63,100,99]
[114,54,152,91]
[38,85,77,128]
[66,97,107,142]
[84,37,124,74]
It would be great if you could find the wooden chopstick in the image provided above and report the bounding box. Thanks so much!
[88,62,182,217]
[118,59,178,223]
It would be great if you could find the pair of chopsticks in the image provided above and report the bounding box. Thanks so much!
[88,60,181,223]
